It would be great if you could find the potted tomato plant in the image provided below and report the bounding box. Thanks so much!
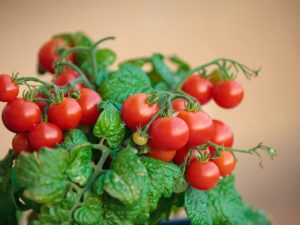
[0,32,276,225]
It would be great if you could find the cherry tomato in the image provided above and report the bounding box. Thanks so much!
[182,75,213,105]
[29,122,63,150]
[77,88,102,125]
[212,80,244,109]
[186,160,220,190]
[48,97,82,130]
[171,98,188,112]
[121,93,159,129]
[178,110,214,147]
[147,148,176,163]
[53,70,83,89]
[12,133,33,153]
[149,117,189,151]
[211,151,236,176]
[2,98,41,132]
[209,119,234,152]
[38,39,74,73]
[132,132,148,146]
[208,69,224,84]
[0,74,19,102]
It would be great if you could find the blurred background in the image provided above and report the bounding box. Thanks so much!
[0,0,299,224]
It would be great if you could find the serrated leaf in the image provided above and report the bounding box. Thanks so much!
[30,190,76,225]
[244,206,270,225]
[66,145,92,186]
[74,195,103,225]
[93,102,125,148]
[96,49,116,67]
[93,175,105,195]
[15,148,69,204]
[0,151,17,225]
[152,54,176,88]
[103,147,149,205]
[99,64,153,103]
[185,187,212,225]
[141,156,182,211]
[60,129,88,150]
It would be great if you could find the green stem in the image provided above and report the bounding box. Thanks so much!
[17,77,50,86]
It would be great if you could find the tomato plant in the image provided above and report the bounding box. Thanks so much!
[212,80,244,108]
[0,74,19,102]
[121,93,159,129]
[2,98,41,132]
[186,160,220,190]
[0,32,276,225]
[48,97,82,130]
[28,122,63,150]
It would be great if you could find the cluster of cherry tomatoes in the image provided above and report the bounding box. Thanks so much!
[0,39,102,154]
[121,91,237,191]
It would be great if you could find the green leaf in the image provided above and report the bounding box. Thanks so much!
[15,148,69,204]
[74,194,103,225]
[60,129,88,150]
[152,54,176,88]
[99,64,153,103]
[103,147,149,205]
[141,156,182,211]
[244,206,270,225]
[92,174,105,195]
[0,151,18,225]
[66,144,92,186]
[170,55,191,72]
[185,187,212,225]
[93,101,125,148]
[96,49,116,68]
[30,190,76,225]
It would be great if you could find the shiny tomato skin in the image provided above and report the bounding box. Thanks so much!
[53,70,83,89]
[38,39,73,73]
[0,74,19,102]
[77,88,102,125]
[147,148,176,163]
[2,98,41,132]
[178,110,214,147]
[149,117,189,151]
[171,98,188,112]
[186,160,220,190]
[211,151,236,176]
[121,93,159,129]
[182,75,213,105]
[209,119,234,152]
[48,97,82,130]
[29,122,63,150]
[12,133,33,153]
[212,80,244,108]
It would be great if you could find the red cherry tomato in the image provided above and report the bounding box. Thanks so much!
[12,133,33,153]
[182,75,213,105]
[147,148,176,163]
[48,97,82,130]
[53,70,83,89]
[178,110,214,147]
[121,93,159,129]
[171,98,188,112]
[211,151,236,176]
[209,119,234,152]
[0,74,19,102]
[2,98,41,132]
[77,88,102,125]
[212,80,244,108]
[186,160,220,190]
[38,39,74,73]
[149,117,189,151]
[29,122,63,150]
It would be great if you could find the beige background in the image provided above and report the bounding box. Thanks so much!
[0,0,299,224]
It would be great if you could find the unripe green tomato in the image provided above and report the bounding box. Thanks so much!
[132,132,148,146]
